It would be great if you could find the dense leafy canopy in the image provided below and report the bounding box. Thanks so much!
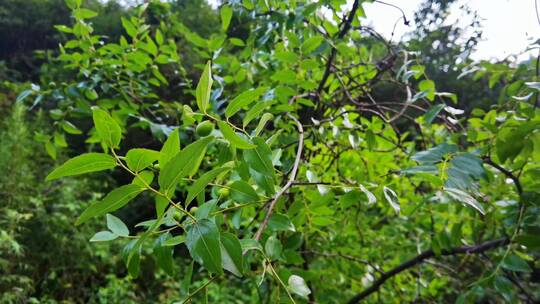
[2,0,540,303]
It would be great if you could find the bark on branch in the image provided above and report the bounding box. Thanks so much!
[347,238,510,304]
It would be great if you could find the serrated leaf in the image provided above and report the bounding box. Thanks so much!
[92,108,122,148]
[186,167,231,207]
[218,121,256,149]
[76,184,145,225]
[196,61,212,113]
[186,219,223,274]
[46,153,117,181]
[159,136,213,193]
[106,214,129,237]
[126,148,160,172]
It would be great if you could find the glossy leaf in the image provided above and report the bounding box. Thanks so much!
[220,232,244,276]
[159,136,213,193]
[76,184,145,225]
[46,153,117,181]
[230,180,259,203]
[185,167,231,207]
[186,219,223,274]
[196,61,212,113]
[126,148,160,172]
[92,107,122,149]
[218,121,256,149]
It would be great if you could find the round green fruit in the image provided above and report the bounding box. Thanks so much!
[218,187,230,198]
[189,206,199,213]
[196,120,214,137]
[173,211,183,221]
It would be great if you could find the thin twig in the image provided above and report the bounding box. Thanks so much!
[252,113,304,241]
[347,238,509,304]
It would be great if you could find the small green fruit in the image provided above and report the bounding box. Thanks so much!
[189,206,199,213]
[196,120,214,137]
[173,211,183,221]
[218,187,230,198]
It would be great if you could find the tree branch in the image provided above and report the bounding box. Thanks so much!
[347,238,510,304]
[317,0,360,93]
[252,113,304,241]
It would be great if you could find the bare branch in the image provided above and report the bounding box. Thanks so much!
[347,238,509,304]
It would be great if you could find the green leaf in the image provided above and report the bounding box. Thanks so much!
[444,187,485,215]
[196,61,213,113]
[225,87,267,118]
[90,231,118,242]
[424,104,445,124]
[132,170,154,187]
[220,5,233,31]
[159,136,213,193]
[254,113,274,136]
[220,232,244,276]
[383,186,400,213]
[180,261,194,296]
[244,137,275,180]
[302,36,324,54]
[288,275,311,298]
[501,254,532,272]
[163,235,186,247]
[186,167,231,207]
[92,107,122,149]
[218,121,256,149]
[74,8,98,19]
[268,214,295,232]
[230,180,259,203]
[493,276,513,301]
[121,17,137,38]
[265,235,282,260]
[60,121,82,134]
[243,101,273,127]
[159,128,180,168]
[154,233,174,276]
[186,219,223,274]
[126,148,160,172]
[240,239,263,253]
[106,214,129,237]
[46,153,117,181]
[76,184,145,225]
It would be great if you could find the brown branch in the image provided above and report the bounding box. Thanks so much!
[252,113,304,241]
[317,0,360,94]
[482,157,523,195]
[347,238,510,304]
